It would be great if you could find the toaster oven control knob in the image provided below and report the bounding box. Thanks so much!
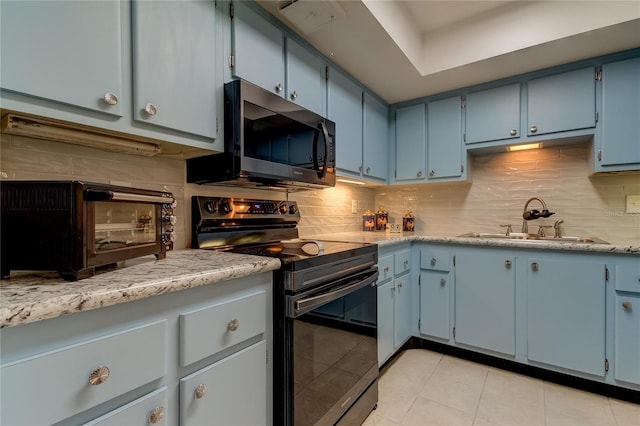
[289,204,298,215]
[163,214,177,225]
[279,203,288,215]
[204,201,217,213]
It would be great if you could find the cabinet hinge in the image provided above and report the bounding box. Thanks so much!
[229,2,234,19]
[605,358,609,372]
[266,349,269,364]
[605,266,609,282]
[325,66,329,81]
[229,55,235,69]
[418,275,421,286]
[595,68,602,81]
[461,164,464,173]
[453,255,456,267]
[461,97,466,109]
[595,111,599,123]
[597,149,602,162]
[463,133,466,142]
[453,326,456,338]
[418,319,421,329]
[216,117,219,133]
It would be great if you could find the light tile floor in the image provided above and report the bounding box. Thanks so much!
[363,349,640,426]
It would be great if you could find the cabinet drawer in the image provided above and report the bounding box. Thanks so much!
[615,264,640,293]
[83,386,168,426]
[421,248,451,271]
[378,254,394,283]
[179,290,266,366]
[1,320,167,426]
[394,249,411,276]
[180,340,267,426]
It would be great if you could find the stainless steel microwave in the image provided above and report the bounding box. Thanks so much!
[187,79,336,190]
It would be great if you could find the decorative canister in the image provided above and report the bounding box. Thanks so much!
[403,211,415,232]
[362,209,375,231]
[375,207,388,231]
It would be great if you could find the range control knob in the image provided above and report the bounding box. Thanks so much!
[279,203,288,215]
[289,204,298,215]
[219,201,232,215]
[204,201,217,214]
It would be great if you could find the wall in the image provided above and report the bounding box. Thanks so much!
[375,144,640,245]
[2,135,638,246]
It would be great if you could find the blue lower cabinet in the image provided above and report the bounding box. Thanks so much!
[455,251,515,356]
[419,270,450,340]
[377,279,395,366]
[527,257,606,376]
[615,294,640,385]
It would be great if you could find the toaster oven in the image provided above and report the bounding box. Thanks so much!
[1,181,176,280]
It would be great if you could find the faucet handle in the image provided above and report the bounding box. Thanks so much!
[537,225,553,237]
[499,224,512,236]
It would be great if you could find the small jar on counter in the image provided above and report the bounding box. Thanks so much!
[362,209,375,231]
[375,207,388,231]
[403,211,415,232]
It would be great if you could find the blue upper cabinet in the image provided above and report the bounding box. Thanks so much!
[231,1,284,96]
[427,96,465,181]
[363,93,389,181]
[465,84,521,144]
[0,1,123,117]
[286,38,327,116]
[527,67,596,136]
[597,57,640,171]
[395,104,426,181]
[132,1,217,138]
[328,67,363,176]
[231,2,326,116]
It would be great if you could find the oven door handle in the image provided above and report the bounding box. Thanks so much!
[85,189,172,204]
[291,269,379,318]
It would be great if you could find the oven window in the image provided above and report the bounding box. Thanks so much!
[93,201,156,252]
[292,283,377,425]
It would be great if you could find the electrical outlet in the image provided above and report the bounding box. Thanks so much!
[626,195,640,214]
[351,200,358,214]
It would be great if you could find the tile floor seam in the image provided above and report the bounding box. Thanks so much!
[471,367,490,425]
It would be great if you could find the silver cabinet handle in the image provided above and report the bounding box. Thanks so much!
[290,90,298,100]
[89,366,110,386]
[366,167,371,174]
[510,128,517,136]
[531,262,539,271]
[416,171,422,178]
[505,259,512,268]
[227,318,239,332]
[429,170,435,177]
[383,266,390,273]
[440,278,446,286]
[102,92,118,105]
[431,257,437,266]
[149,406,165,424]
[622,301,633,311]
[275,83,283,93]
[397,282,403,288]
[530,125,538,133]
[144,103,158,116]
[194,384,207,399]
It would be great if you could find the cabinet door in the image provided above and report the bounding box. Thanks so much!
[427,96,463,180]
[465,84,521,144]
[180,340,267,426]
[527,67,596,136]
[455,252,515,356]
[0,1,122,116]
[377,280,395,366]
[395,104,426,181]
[132,1,217,138]
[394,275,412,348]
[419,271,450,340]
[600,57,640,167]
[363,93,389,181]
[614,294,640,385]
[286,38,326,116]
[232,2,284,96]
[527,258,605,376]
[328,68,363,176]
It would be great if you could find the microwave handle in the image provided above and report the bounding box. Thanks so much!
[313,122,329,179]
[85,189,173,204]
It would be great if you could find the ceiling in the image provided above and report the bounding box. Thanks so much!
[256,0,640,104]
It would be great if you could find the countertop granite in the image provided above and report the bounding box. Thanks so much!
[2,233,637,329]
[0,250,281,329]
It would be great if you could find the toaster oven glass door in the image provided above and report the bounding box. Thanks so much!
[92,201,159,253]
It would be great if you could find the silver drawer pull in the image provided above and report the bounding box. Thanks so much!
[505,260,512,268]
[89,365,110,386]
[431,257,437,266]
[102,92,118,105]
[531,262,539,271]
[195,384,207,399]
[440,278,446,286]
[149,406,165,424]
[144,103,158,116]
[227,319,239,332]
[622,301,633,311]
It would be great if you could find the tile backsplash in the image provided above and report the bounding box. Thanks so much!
[2,134,638,246]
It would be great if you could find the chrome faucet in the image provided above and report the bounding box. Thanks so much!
[521,197,555,233]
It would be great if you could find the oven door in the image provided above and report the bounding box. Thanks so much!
[281,267,379,426]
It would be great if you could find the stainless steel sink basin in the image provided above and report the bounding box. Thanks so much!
[457,232,609,244]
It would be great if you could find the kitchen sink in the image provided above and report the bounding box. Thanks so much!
[457,232,609,244]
